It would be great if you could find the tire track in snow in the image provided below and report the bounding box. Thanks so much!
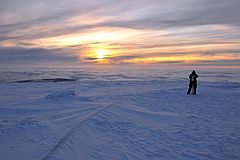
[42,102,115,160]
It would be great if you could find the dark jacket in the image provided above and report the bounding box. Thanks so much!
[189,72,199,83]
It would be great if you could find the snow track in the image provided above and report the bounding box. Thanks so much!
[42,102,115,160]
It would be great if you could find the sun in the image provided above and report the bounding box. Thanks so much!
[96,49,109,59]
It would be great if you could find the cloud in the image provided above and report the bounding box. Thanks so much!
[108,55,140,61]
[1,0,240,41]
[196,59,240,66]
[0,47,78,64]
[0,0,239,67]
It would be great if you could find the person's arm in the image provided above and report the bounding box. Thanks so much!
[196,74,199,78]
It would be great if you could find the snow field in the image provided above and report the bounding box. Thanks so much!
[0,80,239,160]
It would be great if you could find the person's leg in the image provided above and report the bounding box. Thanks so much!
[187,83,192,94]
[193,83,197,95]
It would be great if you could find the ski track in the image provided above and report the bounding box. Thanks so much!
[42,102,115,160]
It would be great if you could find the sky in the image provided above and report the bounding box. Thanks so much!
[0,0,240,68]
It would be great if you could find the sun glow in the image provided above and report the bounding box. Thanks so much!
[96,49,109,59]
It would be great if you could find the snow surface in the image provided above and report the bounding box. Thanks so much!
[0,69,240,160]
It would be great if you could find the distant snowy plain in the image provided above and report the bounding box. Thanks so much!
[0,67,239,160]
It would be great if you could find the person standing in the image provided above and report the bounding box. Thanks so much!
[187,70,199,95]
